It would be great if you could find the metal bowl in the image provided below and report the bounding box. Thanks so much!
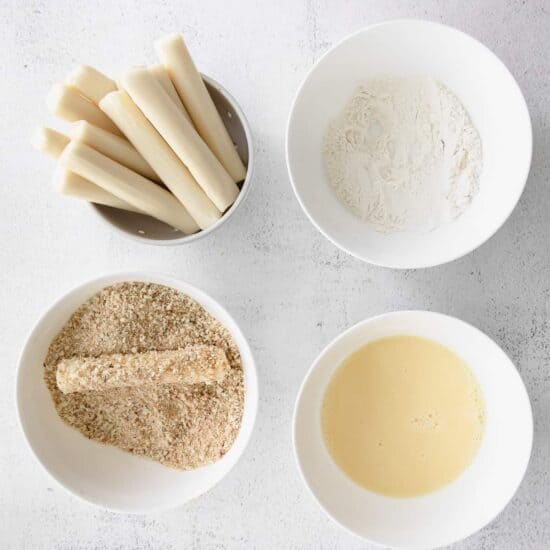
[93,75,253,245]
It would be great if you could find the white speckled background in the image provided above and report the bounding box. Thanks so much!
[1,0,549,548]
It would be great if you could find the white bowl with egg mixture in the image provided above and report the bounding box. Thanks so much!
[16,271,258,513]
[293,311,533,549]
[286,20,532,268]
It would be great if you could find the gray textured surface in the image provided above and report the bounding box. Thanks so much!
[1,0,549,548]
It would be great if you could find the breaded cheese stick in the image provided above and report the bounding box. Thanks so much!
[71,120,159,181]
[156,33,246,182]
[66,65,117,104]
[47,84,123,136]
[32,127,139,212]
[55,345,230,394]
[148,63,192,123]
[54,168,142,212]
[60,140,199,234]
[100,90,221,229]
[31,126,70,158]
[121,68,239,211]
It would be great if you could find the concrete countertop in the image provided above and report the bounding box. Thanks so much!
[1,0,548,548]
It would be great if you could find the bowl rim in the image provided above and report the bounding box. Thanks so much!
[285,18,533,269]
[15,270,259,513]
[93,74,255,246]
[292,309,534,549]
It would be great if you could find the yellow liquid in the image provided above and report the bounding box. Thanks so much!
[321,335,485,497]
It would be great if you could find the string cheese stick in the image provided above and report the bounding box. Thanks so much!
[47,84,123,136]
[121,68,239,211]
[100,90,221,229]
[156,33,247,182]
[66,65,117,104]
[148,63,192,124]
[60,140,199,233]
[32,126,139,212]
[71,120,159,181]
[31,126,69,158]
[55,345,230,394]
[54,168,142,212]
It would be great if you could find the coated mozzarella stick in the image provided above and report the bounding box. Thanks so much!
[60,141,199,234]
[121,68,239,212]
[71,120,159,181]
[156,33,246,182]
[148,64,192,124]
[48,84,123,136]
[66,65,117,104]
[100,90,221,229]
[32,127,140,213]
[54,168,142,212]
[55,345,230,394]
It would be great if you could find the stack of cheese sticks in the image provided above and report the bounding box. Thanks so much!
[32,33,247,235]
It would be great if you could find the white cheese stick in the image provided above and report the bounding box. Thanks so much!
[32,126,139,212]
[100,90,221,229]
[31,127,70,158]
[31,127,142,213]
[54,168,142,212]
[60,140,199,234]
[71,120,159,181]
[66,65,117,104]
[121,68,239,211]
[148,63,192,124]
[47,84,123,136]
[156,33,246,182]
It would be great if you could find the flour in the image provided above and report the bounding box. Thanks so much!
[323,77,482,233]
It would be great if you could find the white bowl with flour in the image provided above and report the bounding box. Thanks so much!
[16,272,258,513]
[286,20,532,268]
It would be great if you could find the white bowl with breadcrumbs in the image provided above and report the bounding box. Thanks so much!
[16,272,258,513]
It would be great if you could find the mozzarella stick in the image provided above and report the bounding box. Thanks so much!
[31,127,70,158]
[121,68,239,211]
[148,63,192,124]
[156,33,247,182]
[100,90,221,229]
[55,345,230,394]
[47,84,123,136]
[33,127,138,211]
[71,120,159,181]
[54,168,142,212]
[66,65,117,104]
[32,126,139,212]
[60,140,199,234]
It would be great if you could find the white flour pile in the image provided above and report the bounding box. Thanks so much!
[323,77,482,233]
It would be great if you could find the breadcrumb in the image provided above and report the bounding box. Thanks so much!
[44,282,244,470]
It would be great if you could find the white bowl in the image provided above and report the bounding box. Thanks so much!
[94,75,254,245]
[286,20,532,268]
[293,311,532,549]
[16,272,258,513]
